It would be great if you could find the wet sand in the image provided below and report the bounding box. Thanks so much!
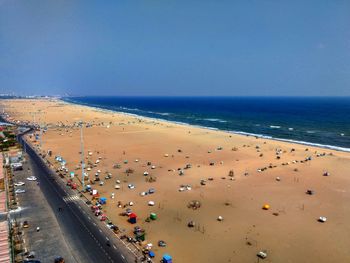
[2,99,350,263]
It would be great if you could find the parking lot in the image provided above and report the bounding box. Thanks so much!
[10,153,76,263]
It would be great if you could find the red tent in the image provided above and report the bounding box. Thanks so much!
[128,213,137,224]
[129,213,137,218]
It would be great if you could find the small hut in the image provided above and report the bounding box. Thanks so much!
[99,197,107,205]
[150,213,157,220]
[162,254,172,263]
[262,204,270,210]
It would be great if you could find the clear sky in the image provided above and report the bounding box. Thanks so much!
[0,0,349,96]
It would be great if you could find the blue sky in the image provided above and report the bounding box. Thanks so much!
[0,0,349,96]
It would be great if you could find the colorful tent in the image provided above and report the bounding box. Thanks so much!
[129,213,137,224]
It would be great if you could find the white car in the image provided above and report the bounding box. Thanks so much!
[14,182,25,186]
[26,176,37,181]
[15,189,26,194]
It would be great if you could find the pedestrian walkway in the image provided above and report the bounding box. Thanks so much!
[0,221,10,263]
[63,194,80,203]
[0,154,10,263]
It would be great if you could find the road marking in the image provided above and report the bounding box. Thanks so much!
[99,229,102,233]
[113,245,117,250]
[93,223,96,226]
[106,237,109,241]
[62,194,80,202]
[88,216,91,220]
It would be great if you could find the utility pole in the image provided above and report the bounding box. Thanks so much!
[80,121,85,190]
[29,112,38,126]
[39,123,43,149]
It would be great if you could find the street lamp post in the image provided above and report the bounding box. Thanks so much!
[80,121,85,190]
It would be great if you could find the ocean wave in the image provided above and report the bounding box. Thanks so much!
[270,125,281,129]
[146,111,171,116]
[228,130,350,152]
[119,107,140,112]
[198,118,228,123]
[306,130,316,134]
[288,128,294,131]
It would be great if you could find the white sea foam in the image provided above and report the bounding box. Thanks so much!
[201,118,228,123]
[146,111,171,116]
[120,107,140,111]
[270,125,281,129]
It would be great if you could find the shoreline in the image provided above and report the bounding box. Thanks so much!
[61,98,350,153]
[2,98,350,263]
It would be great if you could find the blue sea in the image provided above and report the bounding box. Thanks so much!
[63,97,350,152]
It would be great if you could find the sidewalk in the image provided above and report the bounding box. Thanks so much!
[0,154,10,263]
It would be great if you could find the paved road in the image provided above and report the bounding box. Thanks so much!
[17,133,135,263]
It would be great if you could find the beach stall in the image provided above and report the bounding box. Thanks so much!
[128,213,137,224]
[162,254,172,263]
[99,197,107,205]
[150,213,157,220]
[262,204,270,210]
[92,189,99,198]
[135,230,146,241]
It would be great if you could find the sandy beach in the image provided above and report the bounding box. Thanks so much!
[2,98,350,263]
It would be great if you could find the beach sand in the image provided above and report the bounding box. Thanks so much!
[2,98,350,263]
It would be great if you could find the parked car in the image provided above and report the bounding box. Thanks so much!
[67,179,72,186]
[54,257,65,263]
[23,221,29,228]
[24,251,35,259]
[26,176,37,181]
[15,189,26,194]
[14,182,25,186]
